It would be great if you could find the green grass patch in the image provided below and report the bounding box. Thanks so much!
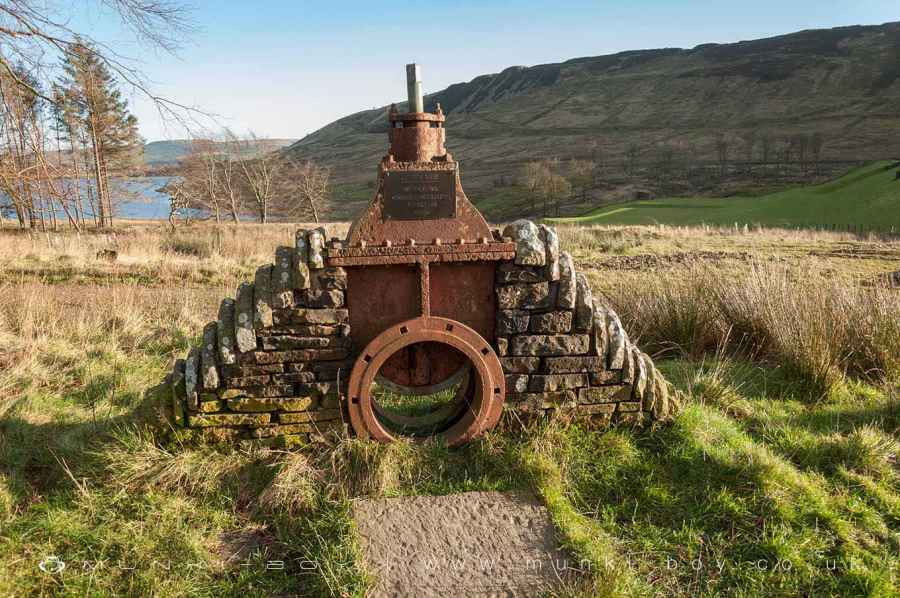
[551,161,900,229]
[2,317,898,598]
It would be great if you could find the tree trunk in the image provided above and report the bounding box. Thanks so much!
[88,116,108,228]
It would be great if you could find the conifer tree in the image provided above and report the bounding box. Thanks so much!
[58,42,143,227]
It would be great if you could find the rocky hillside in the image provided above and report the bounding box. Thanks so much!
[287,21,900,209]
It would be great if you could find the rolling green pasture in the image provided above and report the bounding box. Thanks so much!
[552,161,900,229]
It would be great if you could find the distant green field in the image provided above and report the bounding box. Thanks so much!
[551,161,900,229]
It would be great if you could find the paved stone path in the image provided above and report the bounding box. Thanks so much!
[352,491,575,597]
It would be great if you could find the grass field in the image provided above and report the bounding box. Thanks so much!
[1,222,898,596]
[550,161,900,229]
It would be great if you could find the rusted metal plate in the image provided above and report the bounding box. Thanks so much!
[430,262,496,343]
[326,242,515,267]
[345,259,497,389]
[384,170,456,220]
[347,265,420,350]
[346,171,493,247]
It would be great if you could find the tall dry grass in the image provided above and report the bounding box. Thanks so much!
[0,281,223,407]
[603,263,900,396]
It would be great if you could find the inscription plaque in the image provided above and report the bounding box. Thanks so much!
[384,170,456,220]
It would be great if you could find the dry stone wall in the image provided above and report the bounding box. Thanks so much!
[495,220,677,426]
[162,221,678,446]
[166,228,353,448]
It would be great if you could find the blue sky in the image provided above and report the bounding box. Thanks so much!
[74,0,899,141]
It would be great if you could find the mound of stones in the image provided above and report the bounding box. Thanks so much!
[495,220,678,427]
[160,221,679,447]
[163,228,351,448]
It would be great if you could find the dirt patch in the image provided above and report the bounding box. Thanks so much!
[584,250,755,271]
[809,248,900,260]
[352,491,576,597]
[213,525,274,569]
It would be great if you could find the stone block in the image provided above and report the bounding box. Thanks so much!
[578,403,616,415]
[293,230,311,290]
[497,310,530,335]
[272,372,317,384]
[617,401,641,413]
[198,398,223,413]
[269,324,346,337]
[502,220,546,266]
[279,408,342,424]
[223,363,284,377]
[307,289,345,308]
[184,347,200,411]
[505,374,529,393]
[188,412,271,428]
[542,356,603,373]
[606,309,628,370]
[260,335,334,351]
[240,384,294,398]
[506,391,577,411]
[273,246,295,309]
[496,261,545,284]
[226,374,271,388]
[539,224,560,281]
[591,300,609,359]
[308,227,326,269]
[235,282,256,353]
[250,347,350,364]
[274,308,349,325]
[253,265,274,329]
[590,370,622,386]
[578,385,632,404]
[633,349,648,400]
[312,267,348,291]
[500,357,540,374]
[529,310,572,333]
[496,337,508,356]
[496,282,550,310]
[216,298,237,365]
[556,252,576,309]
[528,373,588,392]
[510,334,590,356]
[621,342,635,384]
[200,322,220,390]
[573,274,593,332]
[227,397,316,412]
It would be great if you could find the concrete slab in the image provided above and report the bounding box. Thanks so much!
[352,491,575,597]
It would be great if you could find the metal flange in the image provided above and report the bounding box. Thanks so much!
[346,316,505,447]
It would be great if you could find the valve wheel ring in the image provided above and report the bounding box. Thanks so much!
[346,316,505,447]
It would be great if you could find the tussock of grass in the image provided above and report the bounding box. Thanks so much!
[605,263,900,396]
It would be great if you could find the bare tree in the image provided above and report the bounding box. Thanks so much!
[523,161,550,213]
[236,133,281,224]
[567,158,594,201]
[0,2,193,115]
[541,172,571,217]
[292,160,330,223]
[178,137,225,222]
